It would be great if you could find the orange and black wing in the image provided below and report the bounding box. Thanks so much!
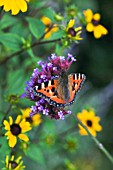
[33,78,66,107]
[67,73,86,105]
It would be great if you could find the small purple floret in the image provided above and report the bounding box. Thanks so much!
[58,111,65,120]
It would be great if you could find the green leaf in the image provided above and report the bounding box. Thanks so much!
[0,33,22,50]
[49,30,64,40]
[31,1,46,8]
[0,137,10,160]
[0,14,17,30]
[25,144,45,164]
[10,22,29,37]
[6,69,27,94]
[26,17,45,39]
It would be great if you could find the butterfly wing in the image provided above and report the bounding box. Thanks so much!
[33,78,66,107]
[34,73,86,107]
[67,73,86,105]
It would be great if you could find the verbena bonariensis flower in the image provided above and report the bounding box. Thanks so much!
[24,53,84,120]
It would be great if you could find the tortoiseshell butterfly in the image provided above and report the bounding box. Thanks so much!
[33,71,86,107]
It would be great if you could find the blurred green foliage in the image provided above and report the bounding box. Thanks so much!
[0,0,113,170]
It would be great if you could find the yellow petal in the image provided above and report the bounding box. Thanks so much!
[21,108,31,118]
[84,9,93,22]
[9,134,17,148]
[99,25,108,34]
[93,13,101,21]
[44,30,52,39]
[15,115,22,124]
[9,116,13,125]
[0,0,5,6]
[89,128,96,137]
[75,36,83,41]
[11,155,14,161]
[5,156,9,168]
[18,133,29,142]
[66,19,75,31]
[5,131,11,138]
[68,19,75,28]
[15,161,25,170]
[93,123,102,132]
[86,23,94,32]
[20,120,31,132]
[16,0,27,12]
[93,116,100,123]
[89,110,95,117]
[3,120,10,130]
[78,124,88,136]
[32,114,42,126]
[51,25,58,32]
[10,0,20,15]
[41,16,52,26]
[15,156,22,163]
[93,26,102,39]
[3,0,11,11]
[75,26,82,32]
[76,30,82,36]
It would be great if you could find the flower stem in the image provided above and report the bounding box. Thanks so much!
[0,38,60,65]
[72,113,113,165]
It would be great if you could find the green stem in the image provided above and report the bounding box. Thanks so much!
[0,25,61,65]
[0,38,60,65]
[72,113,113,165]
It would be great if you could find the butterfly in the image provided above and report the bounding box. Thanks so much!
[33,71,86,107]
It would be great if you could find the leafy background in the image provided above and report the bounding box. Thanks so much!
[0,0,113,169]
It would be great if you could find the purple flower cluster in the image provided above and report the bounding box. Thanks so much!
[24,53,76,120]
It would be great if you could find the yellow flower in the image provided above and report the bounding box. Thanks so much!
[5,155,25,170]
[0,0,30,15]
[84,9,108,39]
[66,19,83,41]
[21,108,42,127]
[41,16,58,39]
[77,109,102,137]
[3,115,32,148]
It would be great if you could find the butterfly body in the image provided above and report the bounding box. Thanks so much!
[33,72,86,107]
[55,71,70,103]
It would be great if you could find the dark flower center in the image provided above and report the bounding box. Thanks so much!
[10,124,21,136]
[26,117,33,124]
[68,27,76,36]
[86,120,92,127]
[9,161,18,169]
[92,19,99,26]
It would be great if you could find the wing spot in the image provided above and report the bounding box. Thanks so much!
[44,81,48,88]
[73,74,75,80]
[38,84,41,90]
[51,87,55,92]
[51,79,54,85]
[47,90,49,93]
